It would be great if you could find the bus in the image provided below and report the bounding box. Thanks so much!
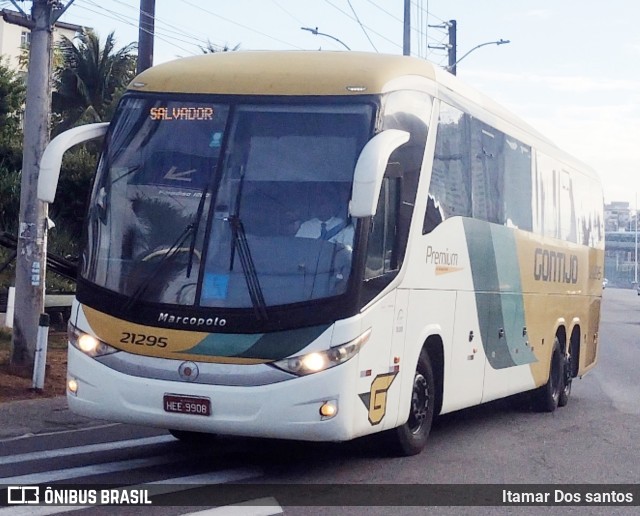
[38,51,604,456]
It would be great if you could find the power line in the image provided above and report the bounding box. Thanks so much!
[361,0,449,58]
[417,0,424,57]
[270,0,305,26]
[323,0,401,51]
[347,0,377,52]
[109,0,228,51]
[412,0,447,25]
[178,0,305,50]
[74,0,200,56]
[81,0,198,48]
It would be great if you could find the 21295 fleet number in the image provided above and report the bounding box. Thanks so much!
[120,332,168,347]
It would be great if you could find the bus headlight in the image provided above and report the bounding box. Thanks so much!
[68,322,119,358]
[270,329,371,376]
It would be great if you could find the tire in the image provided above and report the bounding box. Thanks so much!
[385,350,435,456]
[169,429,216,444]
[558,349,572,407]
[532,338,564,412]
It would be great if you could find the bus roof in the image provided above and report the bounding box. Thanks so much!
[128,51,598,183]
[129,51,438,96]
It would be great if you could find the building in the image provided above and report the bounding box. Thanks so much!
[605,200,632,232]
[604,201,639,287]
[0,8,85,73]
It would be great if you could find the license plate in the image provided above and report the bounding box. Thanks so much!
[163,394,211,416]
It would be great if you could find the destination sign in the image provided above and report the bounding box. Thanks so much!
[149,106,214,121]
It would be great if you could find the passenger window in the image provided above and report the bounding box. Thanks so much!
[424,102,471,234]
[425,102,533,233]
[503,137,532,230]
[470,121,502,223]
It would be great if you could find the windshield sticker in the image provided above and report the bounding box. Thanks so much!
[203,273,230,300]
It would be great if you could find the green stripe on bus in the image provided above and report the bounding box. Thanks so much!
[463,219,536,369]
[179,324,331,360]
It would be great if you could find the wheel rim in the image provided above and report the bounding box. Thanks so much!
[408,372,430,435]
[550,350,562,400]
[563,353,572,397]
[563,378,572,397]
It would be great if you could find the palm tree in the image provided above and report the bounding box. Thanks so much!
[199,40,241,53]
[52,29,136,133]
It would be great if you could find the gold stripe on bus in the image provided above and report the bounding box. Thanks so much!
[82,306,269,364]
[435,265,463,275]
[515,234,603,384]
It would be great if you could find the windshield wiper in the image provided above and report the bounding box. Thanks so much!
[228,215,268,321]
[123,223,195,311]
[186,177,213,278]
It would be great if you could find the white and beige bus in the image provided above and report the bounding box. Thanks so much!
[39,51,604,455]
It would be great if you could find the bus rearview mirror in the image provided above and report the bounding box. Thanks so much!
[349,129,410,218]
[38,122,109,203]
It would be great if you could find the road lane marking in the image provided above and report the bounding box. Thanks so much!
[1,454,180,484]
[0,435,176,465]
[0,423,121,443]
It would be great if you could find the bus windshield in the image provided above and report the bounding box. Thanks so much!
[82,96,374,310]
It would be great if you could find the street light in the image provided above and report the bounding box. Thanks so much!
[447,39,510,74]
[301,27,351,51]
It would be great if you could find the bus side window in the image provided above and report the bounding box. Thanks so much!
[424,102,471,234]
[470,121,502,224]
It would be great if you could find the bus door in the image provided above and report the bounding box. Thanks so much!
[357,175,408,432]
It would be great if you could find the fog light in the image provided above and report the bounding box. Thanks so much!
[67,378,78,395]
[320,400,338,419]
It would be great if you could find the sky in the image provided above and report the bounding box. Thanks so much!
[50,0,640,206]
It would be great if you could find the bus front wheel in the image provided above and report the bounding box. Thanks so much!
[385,350,435,456]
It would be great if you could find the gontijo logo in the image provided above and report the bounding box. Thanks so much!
[533,248,578,284]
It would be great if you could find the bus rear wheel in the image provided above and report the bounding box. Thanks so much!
[558,350,572,407]
[386,350,435,456]
[533,338,564,412]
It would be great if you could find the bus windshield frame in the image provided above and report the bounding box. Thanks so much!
[79,93,377,329]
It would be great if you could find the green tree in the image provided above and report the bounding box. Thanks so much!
[0,56,25,170]
[0,56,25,235]
[52,29,136,133]
[0,56,25,135]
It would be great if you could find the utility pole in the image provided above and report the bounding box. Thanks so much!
[428,20,457,74]
[8,0,54,374]
[403,0,410,56]
[137,0,155,74]
[447,19,457,75]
